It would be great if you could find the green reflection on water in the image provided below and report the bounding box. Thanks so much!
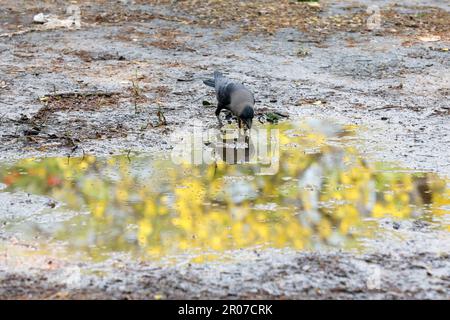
[0,121,449,262]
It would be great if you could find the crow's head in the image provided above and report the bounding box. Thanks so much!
[240,105,254,129]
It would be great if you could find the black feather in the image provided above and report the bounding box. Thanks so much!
[203,79,215,87]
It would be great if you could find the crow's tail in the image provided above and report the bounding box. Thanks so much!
[203,79,215,87]
[204,71,223,87]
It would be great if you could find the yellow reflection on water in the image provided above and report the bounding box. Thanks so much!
[0,121,449,261]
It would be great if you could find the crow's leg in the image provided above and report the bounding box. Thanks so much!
[215,106,224,127]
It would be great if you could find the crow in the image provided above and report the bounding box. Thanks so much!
[203,71,255,130]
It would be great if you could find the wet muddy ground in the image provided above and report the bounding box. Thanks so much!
[0,0,449,299]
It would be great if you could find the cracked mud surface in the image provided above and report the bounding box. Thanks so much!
[0,0,449,299]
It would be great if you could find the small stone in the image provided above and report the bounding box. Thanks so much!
[33,13,47,24]
[47,201,56,208]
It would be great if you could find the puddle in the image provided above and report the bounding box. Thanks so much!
[0,120,449,262]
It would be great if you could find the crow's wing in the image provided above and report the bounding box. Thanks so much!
[213,72,254,109]
[217,83,238,108]
[214,72,233,107]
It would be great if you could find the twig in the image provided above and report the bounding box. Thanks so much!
[41,90,119,99]
[369,105,402,112]
[157,107,167,126]
[0,28,39,38]
[131,70,142,114]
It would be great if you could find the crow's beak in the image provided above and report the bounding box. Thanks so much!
[244,119,253,130]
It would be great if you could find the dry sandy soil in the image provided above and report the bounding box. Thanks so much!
[0,0,449,299]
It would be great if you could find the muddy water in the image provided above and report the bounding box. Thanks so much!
[0,120,449,262]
